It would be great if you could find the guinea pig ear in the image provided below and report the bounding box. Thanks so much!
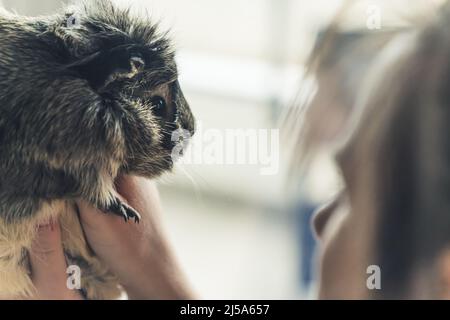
[67,45,146,90]
[66,51,104,89]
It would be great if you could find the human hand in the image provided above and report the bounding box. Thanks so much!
[76,175,194,299]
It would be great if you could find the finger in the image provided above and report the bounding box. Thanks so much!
[29,220,82,299]
[30,221,67,283]
[115,175,162,217]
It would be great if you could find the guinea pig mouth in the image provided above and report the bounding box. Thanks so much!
[160,121,178,152]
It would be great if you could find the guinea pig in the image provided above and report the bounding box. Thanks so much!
[0,0,195,299]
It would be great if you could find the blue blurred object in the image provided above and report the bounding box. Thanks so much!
[295,201,318,290]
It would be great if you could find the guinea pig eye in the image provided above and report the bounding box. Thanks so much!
[149,96,166,118]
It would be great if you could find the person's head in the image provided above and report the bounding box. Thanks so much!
[309,7,450,299]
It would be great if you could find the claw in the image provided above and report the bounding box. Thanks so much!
[120,205,128,222]
[122,202,141,223]
[101,196,141,224]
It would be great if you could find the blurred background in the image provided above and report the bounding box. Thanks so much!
[0,0,439,299]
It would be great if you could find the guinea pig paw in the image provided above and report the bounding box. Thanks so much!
[106,196,141,223]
